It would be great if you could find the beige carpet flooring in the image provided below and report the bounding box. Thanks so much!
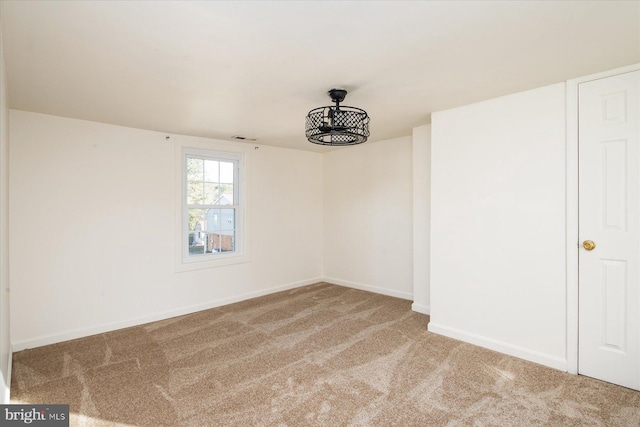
[10,282,640,426]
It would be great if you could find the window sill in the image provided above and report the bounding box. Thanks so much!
[175,252,250,272]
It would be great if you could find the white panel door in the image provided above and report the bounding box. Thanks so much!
[579,70,640,390]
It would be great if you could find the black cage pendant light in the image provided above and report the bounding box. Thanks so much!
[305,89,370,146]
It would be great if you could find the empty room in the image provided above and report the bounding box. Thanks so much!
[0,1,639,426]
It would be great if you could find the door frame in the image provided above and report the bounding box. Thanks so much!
[566,63,640,375]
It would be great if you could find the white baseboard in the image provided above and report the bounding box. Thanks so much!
[427,322,568,371]
[12,277,323,352]
[411,303,430,315]
[322,277,413,301]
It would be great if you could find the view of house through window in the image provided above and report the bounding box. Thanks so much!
[185,153,239,257]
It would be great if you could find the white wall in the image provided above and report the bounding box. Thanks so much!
[412,125,430,314]
[323,136,413,299]
[0,17,11,404]
[428,83,567,370]
[9,111,323,349]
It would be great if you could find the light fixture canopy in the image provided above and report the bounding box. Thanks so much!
[305,89,370,146]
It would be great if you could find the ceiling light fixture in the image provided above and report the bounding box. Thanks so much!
[305,89,370,146]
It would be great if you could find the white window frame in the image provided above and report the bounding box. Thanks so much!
[174,139,250,272]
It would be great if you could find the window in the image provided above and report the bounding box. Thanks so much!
[178,146,248,269]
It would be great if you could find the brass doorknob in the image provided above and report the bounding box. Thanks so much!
[583,240,596,251]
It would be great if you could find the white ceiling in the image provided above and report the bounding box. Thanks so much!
[1,1,639,152]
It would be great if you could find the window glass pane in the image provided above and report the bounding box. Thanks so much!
[187,181,203,205]
[204,160,219,183]
[217,230,235,252]
[205,232,234,253]
[206,208,221,231]
[220,161,234,184]
[203,183,219,205]
[187,158,203,182]
[188,208,206,255]
[186,157,204,204]
[220,208,235,231]
[219,184,234,205]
